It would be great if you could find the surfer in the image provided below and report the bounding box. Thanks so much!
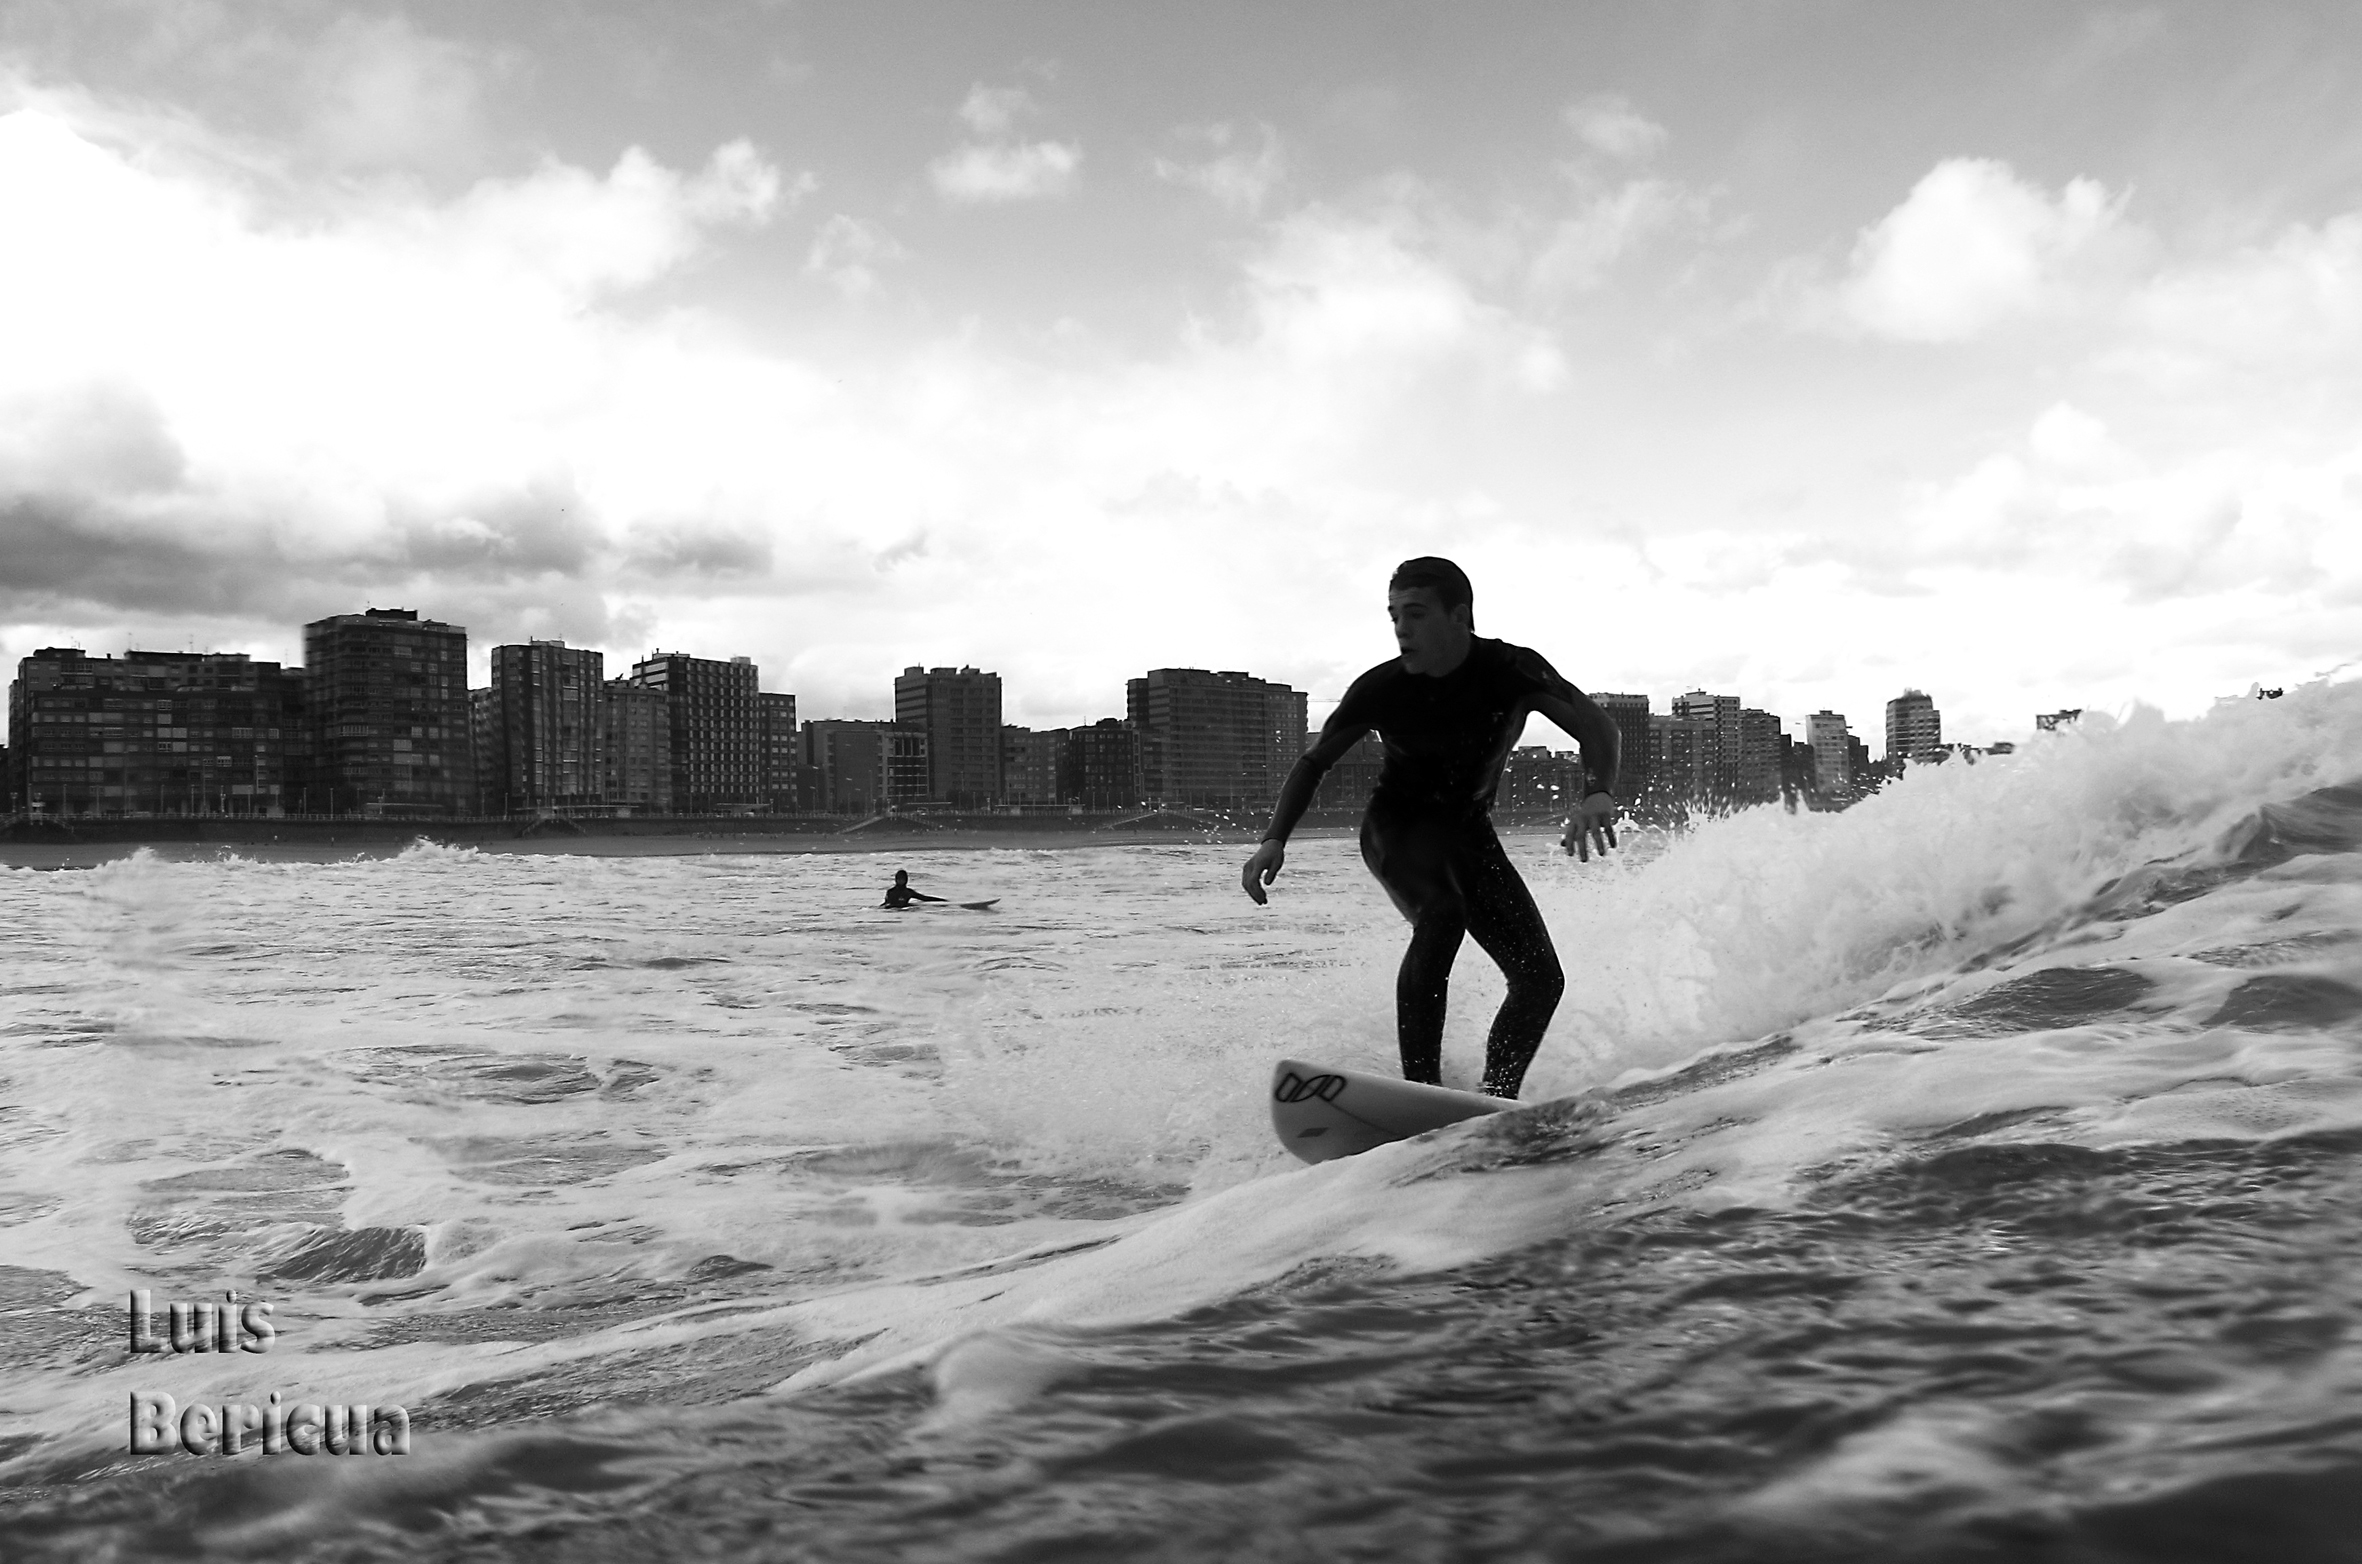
[1240,557,1620,1099]
[882,870,944,910]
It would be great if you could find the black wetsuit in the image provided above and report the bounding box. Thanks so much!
[882,885,941,909]
[1264,637,1589,1098]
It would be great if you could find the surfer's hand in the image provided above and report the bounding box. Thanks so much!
[1565,791,1618,862]
[1242,840,1286,904]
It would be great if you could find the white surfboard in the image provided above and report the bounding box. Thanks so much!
[1271,1058,1509,1164]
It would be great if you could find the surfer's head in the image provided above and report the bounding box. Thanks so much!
[1388,557,1475,675]
[893,870,909,884]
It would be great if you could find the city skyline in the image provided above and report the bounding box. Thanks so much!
[5,611,2003,764]
[7,598,1994,821]
[3,6,2357,747]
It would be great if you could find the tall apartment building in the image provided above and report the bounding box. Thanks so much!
[304,608,471,814]
[1059,718,1141,809]
[801,720,930,814]
[1593,692,1651,799]
[882,726,930,807]
[1738,707,1786,804]
[1806,711,1855,795]
[1126,668,1308,809]
[894,666,1002,807]
[758,692,798,812]
[631,653,761,812]
[1308,730,1385,813]
[468,687,496,812]
[1002,726,1065,805]
[1673,690,1742,797]
[1499,746,1585,812]
[1647,712,1714,809]
[7,648,308,816]
[1885,690,1943,765]
[486,641,606,813]
[603,679,672,812]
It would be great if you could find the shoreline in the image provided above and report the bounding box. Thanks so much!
[0,809,1579,870]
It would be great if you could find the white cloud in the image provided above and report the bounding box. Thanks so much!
[2126,211,2362,369]
[1563,93,1666,161]
[931,80,1078,204]
[930,139,1080,203]
[957,83,1035,136]
[2026,402,2137,479]
[1244,207,1562,390]
[1830,158,2123,342]
[1154,122,1282,212]
[302,13,489,170]
[0,99,1587,722]
[0,108,809,619]
[1848,403,2351,617]
[804,213,908,299]
[1529,176,1709,294]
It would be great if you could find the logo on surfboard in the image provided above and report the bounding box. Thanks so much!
[1273,1071,1347,1104]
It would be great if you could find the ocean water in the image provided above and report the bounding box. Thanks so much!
[2,682,2359,1562]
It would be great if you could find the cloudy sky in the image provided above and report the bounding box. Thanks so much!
[4,2,2359,745]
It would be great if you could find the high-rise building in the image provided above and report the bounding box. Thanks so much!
[1673,690,1742,798]
[7,648,308,817]
[801,720,876,814]
[1308,730,1385,812]
[1780,733,1815,799]
[1806,711,1855,796]
[1885,690,1943,765]
[1647,711,1715,810]
[603,678,671,813]
[1060,718,1141,809]
[468,687,496,812]
[801,719,930,814]
[883,726,930,805]
[304,608,471,814]
[1737,707,1785,804]
[631,653,761,812]
[1499,746,1585,812]
[486,641,606,813]
[1593,692,1651,799]
[1126,668,1308,808]
[758,692,798,812]
[894,666,1002,807]
[1002,726,1065,804]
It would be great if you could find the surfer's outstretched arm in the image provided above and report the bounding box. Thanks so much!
[1242,705,1373,904]
[1530,685,1621,862]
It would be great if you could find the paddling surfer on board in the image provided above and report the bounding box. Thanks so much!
[882,870,944,910]
[1240,557,1620,1099]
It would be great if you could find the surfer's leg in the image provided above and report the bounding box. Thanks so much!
[1456,822,1564,1098]
[1361,811,1465,1086]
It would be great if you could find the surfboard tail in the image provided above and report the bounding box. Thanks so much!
[1270,1058,1507,1164]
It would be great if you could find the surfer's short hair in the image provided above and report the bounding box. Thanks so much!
[1389,557,1473,610]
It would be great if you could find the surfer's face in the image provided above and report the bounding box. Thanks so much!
[1388,587,1472,675]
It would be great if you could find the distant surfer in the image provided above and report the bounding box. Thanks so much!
[882,870,944,910]
[1240,557,1621,1099]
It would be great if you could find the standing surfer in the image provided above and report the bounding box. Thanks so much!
[1240,557,1620,1099]
[882,870,944,909]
